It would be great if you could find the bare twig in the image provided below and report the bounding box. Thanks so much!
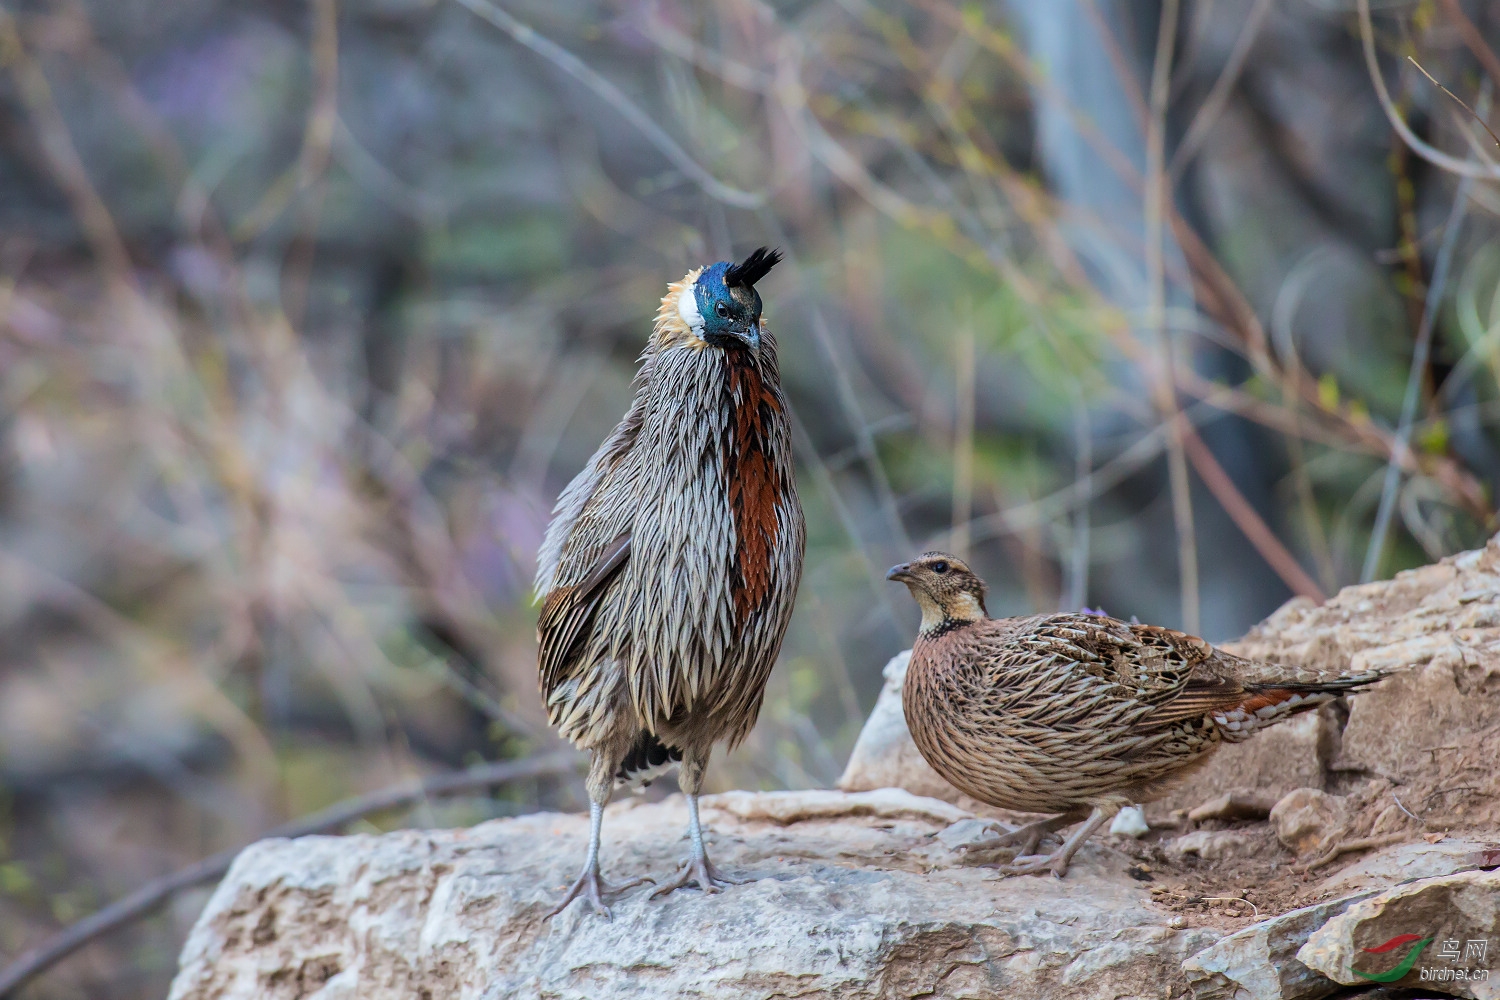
[1169,0,1275,178]
[1364,143,1476,581]
[0,751,582,999]
[0,11,131,278]
[1202,896,1261,919]
[1435,0,1500,97]
[1144,0,1199,632]
[950,321,976,560]
[1179,424,1326,601]
[1063,388,1093,612]
[448,0,765,208]
[1356,0,1500,180]
[1408,57,1500,149]
[1270,249,1339,592]
[280,0,340,328]
[788,407,906,632]
[760,214,914,557]
[1297,833,1407,873]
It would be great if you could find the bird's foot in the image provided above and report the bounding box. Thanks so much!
[966,818,1056,858]
[545,867,654,921]
[995,849,1073,879]
[649,853,748,898]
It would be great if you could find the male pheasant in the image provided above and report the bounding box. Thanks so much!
[535,248,804,916]
[887,551,1385,877]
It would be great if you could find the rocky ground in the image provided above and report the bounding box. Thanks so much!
[167,535,1500,999]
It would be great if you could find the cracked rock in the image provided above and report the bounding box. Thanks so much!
[1182,892,1379,1000]
[1296,869,1500,999]
[167,790,1219,1000]
[1271,789,1348,854]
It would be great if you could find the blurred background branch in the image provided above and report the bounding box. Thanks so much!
[0,0,1497,996]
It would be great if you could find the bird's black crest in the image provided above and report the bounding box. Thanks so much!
[723,246,782,289]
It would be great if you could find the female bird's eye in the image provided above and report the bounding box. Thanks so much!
[715,302,729,318]
[932,561,949,574]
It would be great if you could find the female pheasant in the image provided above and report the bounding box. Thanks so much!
[887,552,1385,878]
[535,248,803,917]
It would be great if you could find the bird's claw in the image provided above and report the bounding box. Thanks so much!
[649,855,748,898]
[545,869,654,921]
[964,820,1049,859]
[994,851,1071,879]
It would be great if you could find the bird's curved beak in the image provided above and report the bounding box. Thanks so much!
[735,323,762,351]
[886,562,914,583]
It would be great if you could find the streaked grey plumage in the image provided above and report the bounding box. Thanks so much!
[536,249,803,916]
[889,552,1387,877]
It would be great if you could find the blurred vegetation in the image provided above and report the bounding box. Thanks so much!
[0,0,1498,996]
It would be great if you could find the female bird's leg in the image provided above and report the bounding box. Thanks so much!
[997,805,1117,879]
[651,751,749,897]
[546,758,652,920]
[967,811,1086,860]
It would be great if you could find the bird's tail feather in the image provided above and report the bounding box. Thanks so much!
[614,732,683,789]
[1213,669,1386,740]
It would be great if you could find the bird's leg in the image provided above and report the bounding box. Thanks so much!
[966,811,1085,860]
[546,759,652,920]
[651,751,748,898]
[997,806,1116,879]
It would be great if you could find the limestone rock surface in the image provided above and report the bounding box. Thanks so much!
[1181,892,1378,1000]
[167,789,1219,1000]
[1270,789,1347,854]
[1296,869,1500,999]
[1231,536,1500,782]
[837,650,959,802]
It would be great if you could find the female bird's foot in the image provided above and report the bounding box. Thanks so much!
[968,815,1075,859]
[649,853,748,898]
[996,850,1073,879]
[990,807,1112,880]
[545,866,654,921]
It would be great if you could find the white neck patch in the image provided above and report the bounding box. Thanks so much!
[677,278,705,334]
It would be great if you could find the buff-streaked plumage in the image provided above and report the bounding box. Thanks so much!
[536,248,803,915]
[889,552,1386,877]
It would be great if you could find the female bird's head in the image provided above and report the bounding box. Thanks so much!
[886,551,989,635]
[655,247,782,352]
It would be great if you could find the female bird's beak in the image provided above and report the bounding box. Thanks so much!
[886,562,914,583]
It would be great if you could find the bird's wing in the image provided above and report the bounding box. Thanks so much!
[533,386,648,596]
[537,531,631,700]
[1017,616,1203,703]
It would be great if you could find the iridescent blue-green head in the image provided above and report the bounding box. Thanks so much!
[659,246,782,352]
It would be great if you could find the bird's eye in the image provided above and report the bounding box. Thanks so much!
[715,302,729,318]
[932,561,949,574]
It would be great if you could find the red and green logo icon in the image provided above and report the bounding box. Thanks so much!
[1353,934,1433,983]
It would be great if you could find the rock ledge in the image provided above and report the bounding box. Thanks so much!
[168,789,1217,1000]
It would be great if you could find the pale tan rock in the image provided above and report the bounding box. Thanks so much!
[1296,869,1500,999]
[1170,829,1261,861]
[704,787,970,826]
[1316,836,1500,896]
[166,791,1221,1000]
[1182,892,1378,1000]
[1164,827,1260,863]
[1229,536,1500,783]
[1271,788,1348,854]
[837,650,961,801]
[1187,790,1280,823]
